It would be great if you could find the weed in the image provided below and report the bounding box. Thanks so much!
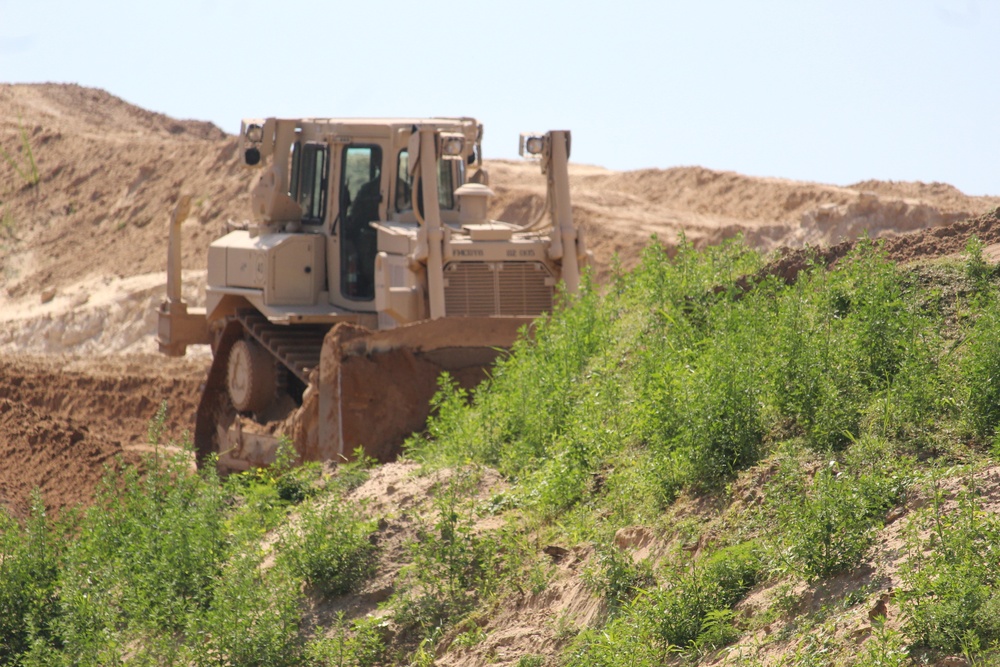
[0,206,15,239]
[899,480,1000,653]
[777,457,903,580]
[147,399,168,447]
[964,235,991,287]
[394,470,499,640]
[583,545,654,612]
[453,625,487,649]
[0,492,63,664]
[278,494,378,596]
[516,656,545,667]
[198,548,304,667]
[858,619,910,667]
[0,115,40,188]
[304,612,385,667]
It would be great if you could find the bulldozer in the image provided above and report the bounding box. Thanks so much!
[157,117,587,471]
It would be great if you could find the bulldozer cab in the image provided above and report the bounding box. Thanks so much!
[247,119,472,313]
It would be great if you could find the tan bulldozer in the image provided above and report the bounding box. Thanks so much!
[157,117,588,471]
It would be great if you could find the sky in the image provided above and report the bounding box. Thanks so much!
[1,0,998,195]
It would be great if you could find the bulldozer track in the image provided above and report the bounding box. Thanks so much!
[235,309,329,385]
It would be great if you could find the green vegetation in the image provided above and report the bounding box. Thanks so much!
[10,234,1000,664]
[0,440,380,666]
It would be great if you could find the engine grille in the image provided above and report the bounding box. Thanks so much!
[444,262,554,317]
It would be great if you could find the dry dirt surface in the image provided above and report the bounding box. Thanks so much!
[1,81,999,521]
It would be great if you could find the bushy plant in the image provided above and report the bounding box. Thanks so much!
[278,495,378,596]
[961,298,1000,441]
[198,549,305,667]
[899,481,1000,653]
[0,492,63,663]
[584,545,655,612]
[394,471,499,638]
[568,541,762,664]
[304,613,386,667]
[772,436,908,580]
[54,452,227,659]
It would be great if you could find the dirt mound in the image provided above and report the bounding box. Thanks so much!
[485,160,998,282]
[750,207,1000,290]
[0,396,138,520]
[0,83,252,302]
[0,355,206,517]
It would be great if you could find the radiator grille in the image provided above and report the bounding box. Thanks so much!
[444,262,554,317]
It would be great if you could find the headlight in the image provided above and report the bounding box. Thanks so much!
[246,124,264,143]
[438,132,465,158]
[519,133,545,157]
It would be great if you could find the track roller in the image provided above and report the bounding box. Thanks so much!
[227,339,277,414]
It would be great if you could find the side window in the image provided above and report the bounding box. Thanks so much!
[395,150,457,213]
[395,150,411,212]
[288,141,328,224]
[437,158,455,210]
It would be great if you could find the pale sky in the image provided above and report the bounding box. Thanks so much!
[2,0,998,195]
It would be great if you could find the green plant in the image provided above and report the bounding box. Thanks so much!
[0,492,63,664]
[778,458,902,580]
[0,206,15,238]
[583,546,654,612]
[278,495,378,596]
[1,115,40,188]
[394,471,499,639]
[147,399,168,446]
[899,481,1000,653]
[304,612,385,667]
[857,619,910,667]
[964,235,991,287]
[961,298,1000,440]
[198,549,304,667]
[55,451,227,653]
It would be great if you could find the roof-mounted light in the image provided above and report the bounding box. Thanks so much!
[245,123,264,143]
[519,133,545,157]
[438,132,465,159]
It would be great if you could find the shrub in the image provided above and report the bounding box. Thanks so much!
[0,492,62,664]
[394,472,499,638]
[198,549,305,667]
[900,481,1000,653]
[278,496,378,597]
[961,299,1000,440]
[775,439,907,581]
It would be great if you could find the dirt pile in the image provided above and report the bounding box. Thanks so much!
[0,355,206,518]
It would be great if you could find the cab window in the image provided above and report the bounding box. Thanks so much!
[288,141,328,224]
[395,150,456,213]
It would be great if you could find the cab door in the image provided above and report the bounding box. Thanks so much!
[327,143,383,310]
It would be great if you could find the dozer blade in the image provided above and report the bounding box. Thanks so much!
[294,316,533,464]
[206,317,533,471]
